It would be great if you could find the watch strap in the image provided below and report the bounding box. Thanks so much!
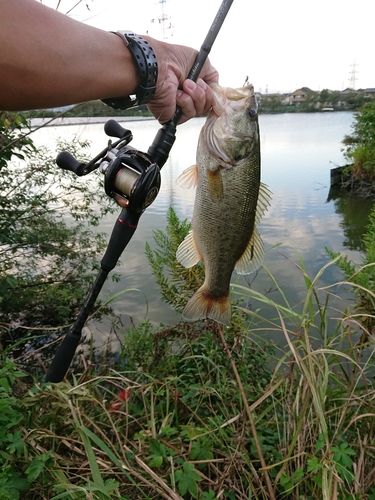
[102,31,158,110]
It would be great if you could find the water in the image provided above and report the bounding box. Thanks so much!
[30,111,372,347]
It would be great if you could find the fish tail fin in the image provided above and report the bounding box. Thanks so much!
[182,286,232,327]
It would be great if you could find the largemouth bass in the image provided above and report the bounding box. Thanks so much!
[176,83,271,326]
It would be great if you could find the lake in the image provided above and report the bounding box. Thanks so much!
[31,111,372,348]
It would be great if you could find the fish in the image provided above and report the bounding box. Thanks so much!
[176,83,271,327]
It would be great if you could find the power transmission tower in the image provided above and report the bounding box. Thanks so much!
[156,0,173,40]
[348,60,358,89]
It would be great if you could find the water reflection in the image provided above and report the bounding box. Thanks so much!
[327,186,374,252]
[30,111,362,347]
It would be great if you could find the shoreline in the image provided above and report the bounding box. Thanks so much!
[29,115,154,128]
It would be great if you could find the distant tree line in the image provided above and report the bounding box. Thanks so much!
[21,89,374,119]
[259,89,372,114]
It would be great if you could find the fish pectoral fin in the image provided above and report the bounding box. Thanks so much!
[176,165,199,189]
[235,228,265,275]
[234,183,271,275]
[255,182,272,225]
[176,230,202,268]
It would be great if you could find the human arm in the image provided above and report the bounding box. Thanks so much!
[0,0,219,123]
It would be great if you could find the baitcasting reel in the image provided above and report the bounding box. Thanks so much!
[56,119,161,213]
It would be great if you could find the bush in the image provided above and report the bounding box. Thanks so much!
[0,113,116,358]
[342,100,375,187]
[327,203,375,334]
[3,207,375,499]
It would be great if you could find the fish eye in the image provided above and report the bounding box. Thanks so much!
[248,108,257,119]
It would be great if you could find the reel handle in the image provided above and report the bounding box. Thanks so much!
[104,119,133,141]
[56,151,87,176]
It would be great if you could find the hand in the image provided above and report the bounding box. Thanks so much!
[143,36,219,124]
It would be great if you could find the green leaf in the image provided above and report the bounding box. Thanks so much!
[149,439,166,457]
[26,452,53,482]
[175,462,202,499]
[201,492,217,500]
[148,454,163,468]
[280,471,293,490]
[332,442,355,468]
[307,456,322,475]
[189,442,213,462]
[314,432,326,453]
[0,378,10,392]
[293,468,304,480]
[6,434,25,456]
[0,471,30,499]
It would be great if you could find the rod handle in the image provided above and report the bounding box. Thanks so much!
[45,330,81,383]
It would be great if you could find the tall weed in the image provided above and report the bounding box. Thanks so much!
[4,207,375,499]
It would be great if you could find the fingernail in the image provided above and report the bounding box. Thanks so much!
[197,79,207,90]
[185,80,196,91]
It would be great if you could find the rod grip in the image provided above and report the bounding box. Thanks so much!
[101,208,140,272]
[45,330,81,383]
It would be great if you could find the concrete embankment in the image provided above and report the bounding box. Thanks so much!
[29,116,154,128]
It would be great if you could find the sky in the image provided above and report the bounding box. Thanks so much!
[45,0,374,94]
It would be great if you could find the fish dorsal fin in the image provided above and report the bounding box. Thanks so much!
[235,182,272,275]
[176,230,202,268]
[176,165,199,189]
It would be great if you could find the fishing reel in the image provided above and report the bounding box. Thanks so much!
[56,119,161,213]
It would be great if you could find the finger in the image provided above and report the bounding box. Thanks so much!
[176,88,196,124]
[182,79,206,114]
[200,59,219,84]
[197,79,216,115]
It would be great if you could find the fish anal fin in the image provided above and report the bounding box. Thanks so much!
[176,165,199,189]
[182,287,232,327]
[235,228,265,275]
[176,230,201,268]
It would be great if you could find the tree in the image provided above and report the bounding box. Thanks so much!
[342,100,375,182]
[299,90,320,112]
[0,113,116,350]
[320,88,331,103]
[319,89,340,107]
[343,92,367,110]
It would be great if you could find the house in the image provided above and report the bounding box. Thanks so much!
[337,88,359,107]
[358,88,375,98]
[288,87,311,105]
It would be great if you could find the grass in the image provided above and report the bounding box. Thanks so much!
[2,251,375,500]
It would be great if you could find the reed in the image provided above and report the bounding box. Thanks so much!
[6,251,372,499]
[3,206,375,498]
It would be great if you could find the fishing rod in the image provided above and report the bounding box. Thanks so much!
[46,0,235,383]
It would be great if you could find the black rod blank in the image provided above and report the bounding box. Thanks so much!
[46,0,235,382]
